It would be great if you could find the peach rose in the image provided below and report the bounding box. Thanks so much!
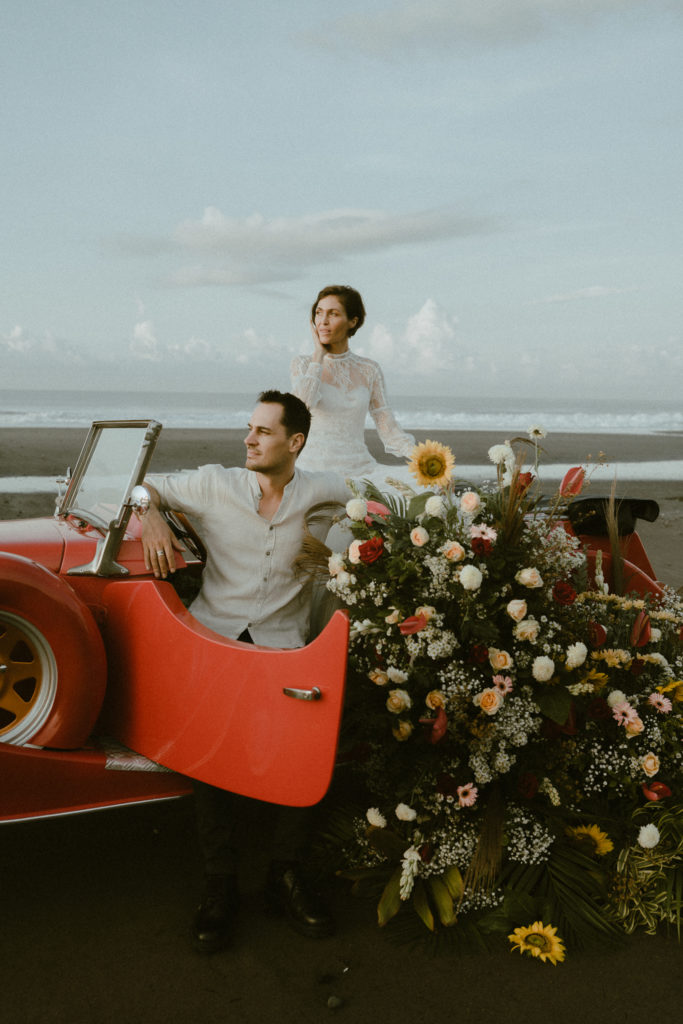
[641,752,660,778]
[489,648,514,672]
[392,719,414,742]
[410,526,429,547]
[443,541,466,562]
[624,716,645,739]
[385,608,401,624]
[473,687,504,715]
[514,618,540,642]
[348,540,363,564]
[368,669,389,687]
[515,567,543,588]
[459,491,481,515]
[506,599,528,622]
[386,689,412,714]
[425,690,446,710]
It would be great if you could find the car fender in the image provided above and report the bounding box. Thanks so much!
[0,552,107,748]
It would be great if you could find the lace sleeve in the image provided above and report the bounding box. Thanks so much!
[290,354,323,410]
[368,364,415,458]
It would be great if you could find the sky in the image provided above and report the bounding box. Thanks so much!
[1,0,682,402]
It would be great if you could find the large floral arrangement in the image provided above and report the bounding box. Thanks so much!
[319,434,683,964]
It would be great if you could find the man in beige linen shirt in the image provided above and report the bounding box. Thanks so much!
[139,390,349,954]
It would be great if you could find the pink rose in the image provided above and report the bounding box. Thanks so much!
[459,491,481,514]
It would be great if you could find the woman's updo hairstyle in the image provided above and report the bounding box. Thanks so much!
[311,285,366,337]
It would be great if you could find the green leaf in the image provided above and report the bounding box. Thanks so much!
[412,880,435,931]
[535,686,573,725]
[367,827,410,861]
[427,877,457,927]
[407,493,433,519]
[377,867,403,927]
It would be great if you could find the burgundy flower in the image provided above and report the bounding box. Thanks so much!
[518,772,539,799]
[419,842,434,863]
[630,657,646,677]
[587,697,611,721]
[435,773,459,797]
[468,643,489,665]
[552,581,577,605]
[359,536,384,565]
[471,536,493,557]
[642,780,672,802]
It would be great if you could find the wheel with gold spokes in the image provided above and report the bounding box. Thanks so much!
[0,611,58,745]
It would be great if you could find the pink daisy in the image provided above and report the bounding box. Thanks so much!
[457,783,479,808]
[648,692,673,714]
[493,674,513,695]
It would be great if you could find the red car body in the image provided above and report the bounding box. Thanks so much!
[0,421,349,822]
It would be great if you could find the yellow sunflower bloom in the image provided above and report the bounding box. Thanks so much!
[408,440,455,488]
[566,823,614,857]
[508,921,566,965]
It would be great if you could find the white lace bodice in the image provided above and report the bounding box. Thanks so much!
[290,350,415,477]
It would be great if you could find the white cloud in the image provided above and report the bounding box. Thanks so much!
[306,0,661,55]
[156,206,494,288]
[130,320,161,361]
[359,299,459,378]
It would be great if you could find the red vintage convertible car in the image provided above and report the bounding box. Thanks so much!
[0,422,663,826]
[0,420,349,823]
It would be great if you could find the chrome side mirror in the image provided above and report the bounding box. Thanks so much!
[129,484,151,516]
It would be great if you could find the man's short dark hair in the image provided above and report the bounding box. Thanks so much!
[258,390,311,447]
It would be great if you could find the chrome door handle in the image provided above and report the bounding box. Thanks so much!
[282,686,322,701]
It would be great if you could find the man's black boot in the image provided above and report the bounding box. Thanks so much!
[192,874,239,953]
[265,861,334,938]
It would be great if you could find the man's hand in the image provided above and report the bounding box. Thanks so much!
[141,506,183,578]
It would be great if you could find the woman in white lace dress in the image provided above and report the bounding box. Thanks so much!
[290,285,415,483]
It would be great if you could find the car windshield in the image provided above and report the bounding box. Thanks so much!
[57,420,161,529]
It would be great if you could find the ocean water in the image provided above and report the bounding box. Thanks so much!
[1,388,682,434]
[1,389,682,490]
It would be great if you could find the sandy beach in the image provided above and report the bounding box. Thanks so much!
[2,426,681,587]
[1,425,682,1022]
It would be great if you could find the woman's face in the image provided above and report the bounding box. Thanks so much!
[313,295,358,350]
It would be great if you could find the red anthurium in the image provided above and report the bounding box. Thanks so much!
[630,610,652,649]
[419,706,448,744]
[359,537,384,565]
[398,613,428,635]
[588,621,608,648]
[364,500,391,524]
[560,466,585,497]
[642,780,672,801]
[515,471,534,495]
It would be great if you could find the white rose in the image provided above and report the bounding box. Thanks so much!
[348,540,363,564]
[335,570,353,588]
[532,656,555,682]
[637,824,660,849]
[415,605,436,623]
[366,807,387,828]
[459,490,481,514]
[459,565,483,591]
[410,526,429,547]
[346,498,368,521]
[515,567,543,588]
[328,552,344,576]
[514,618,540,642]
[425,495,446,517]
[395,803,417,821]
[387,666,409,683]
[489,648,514,672]
[607,690,627,708]
[506,599,527,622]
[566,642,588,669]
[641,752,660,778]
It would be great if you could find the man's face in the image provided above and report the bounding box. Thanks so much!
[244,402,302,474]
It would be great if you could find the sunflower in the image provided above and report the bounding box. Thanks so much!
[508,921,566,965]
[408,440,455,488]
[566,823,614,857]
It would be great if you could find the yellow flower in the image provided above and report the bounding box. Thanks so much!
[508,921,566,965]
[566,824,614,857]
[408,440,455,488]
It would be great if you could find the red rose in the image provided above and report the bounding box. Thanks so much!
[630,610,652,649]
[552,581,577,605]
[398,613,428,635]
[359,536,384,564]
[587,697,611,720]
[515,471,534,495]
[642,781,672,802]
[471,536,493,557]
[588,621,608,648]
